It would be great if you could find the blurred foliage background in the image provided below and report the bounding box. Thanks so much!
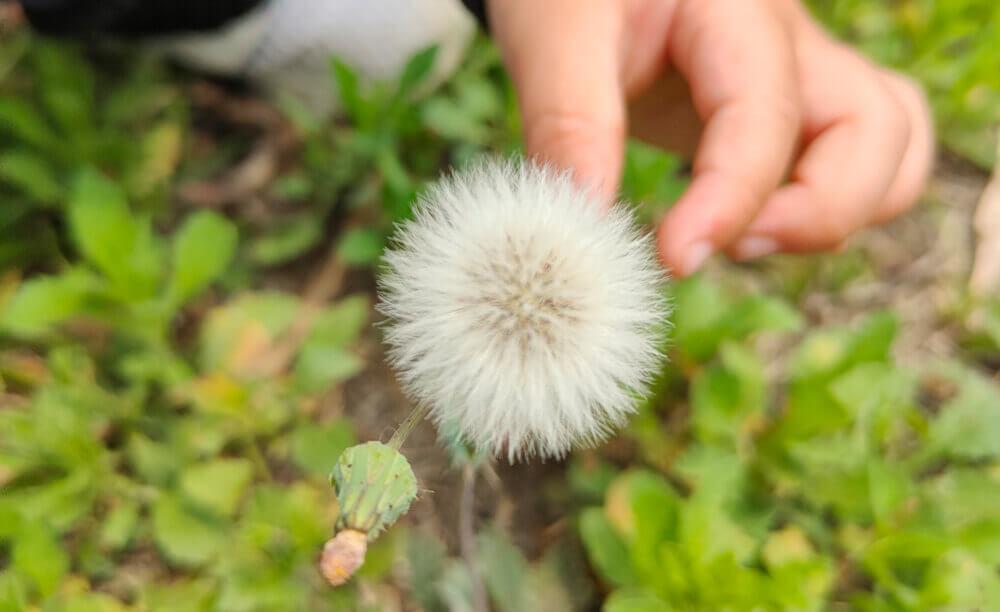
[0,0,998,610]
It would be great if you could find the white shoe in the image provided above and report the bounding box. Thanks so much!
[154,0,476,114]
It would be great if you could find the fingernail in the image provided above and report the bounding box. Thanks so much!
[732,236,779,261]
[682,241,714,275]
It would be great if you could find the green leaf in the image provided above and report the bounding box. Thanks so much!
[291,420,356,479]
[33,42,96,140]
[478,528,528,612]
[1,270,98,336]
[152,495,227,566]
[397,45,440,96]
[605,590,671,612]
[307,294,370,348]
[421,97,490,143]
[867,459,913,528]
[579,508,637,588]
[406,530,448,612]
[330,59,363,120]
[0,572,29,611]
[179,458,254,517]
[68,169,161,297]
[198,292,300,374]
[0,98,59,152]
[127,434,182,486]
[100,500,140,551]
[691,343,765,445]
[58,593,129,612]
[337,228,384,266]
[141,579,216,612]
[0,150,63,204]
[249,215,323,266]
[929,365,1000,460]
[167,210,238,305]
[671,277,801,361]
[11,524,68,598]
[294,345,364,393]
[130,122,183,196]
[925,468,1000,530]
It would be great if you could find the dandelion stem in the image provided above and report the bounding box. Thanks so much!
[388,404,431,450]
[460,464,489,612]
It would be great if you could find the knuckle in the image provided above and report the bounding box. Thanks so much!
[868,81,911,153]
[524,108,625,155]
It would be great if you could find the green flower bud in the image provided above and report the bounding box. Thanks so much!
[330,441,418,540]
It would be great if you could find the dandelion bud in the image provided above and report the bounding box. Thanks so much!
[330,442,418,538]
[319,529,367,586]
[379,158,669,461]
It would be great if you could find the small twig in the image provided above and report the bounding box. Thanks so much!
[247,248,347,377]
[460,464,490,612]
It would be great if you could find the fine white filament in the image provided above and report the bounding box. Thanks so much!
[379,159,669,461]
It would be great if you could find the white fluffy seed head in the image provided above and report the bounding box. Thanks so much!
[378,159,670,461]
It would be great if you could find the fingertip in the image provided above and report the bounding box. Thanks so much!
[524,111,626,206]
[658,213,714,277]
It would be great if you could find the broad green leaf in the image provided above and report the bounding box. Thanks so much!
[691,343,764,445]
[11,524,68,598]
[152,495,227,566]
[925,469,1000,530]
[0,150,62,204]
[672,277,801,361]
[718,294,804,339]
[580,508,637,588]
[406,530,448,612]
[0,98,59,152]
[2,471,97,533]
[1,270,97,336]
[337,227,384,266]
[68,169,161,297]
[918,551,1000,610]
[127,434,182,486]
[249,215,324,265]
[422,97,490,143]
[397,45,440,96]
[179,458,254,517]
[622,140,687,209]
[604,590,671,612]
[290,420,356,479]
[0,572,28,612]
[867,459,914,528]
[242,483,328,554]
[141,579,216,612]
[456,77,502,120]
[293,345,364,392]
[33,42,96,139]
[478,528,528,612]
[330,59,363,121]
[100,500,140,551]
[198,292,299,374]
[167,210,238,305]
[306,294,370,348]
[929,365,1000,460]
[58,593,129,612]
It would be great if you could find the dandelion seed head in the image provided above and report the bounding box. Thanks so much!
[378,158,669,461]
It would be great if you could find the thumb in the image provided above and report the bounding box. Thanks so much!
[489,0,627,201]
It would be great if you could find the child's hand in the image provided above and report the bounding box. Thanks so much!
[488,0,934,276]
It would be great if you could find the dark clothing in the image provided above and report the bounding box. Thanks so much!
[21,0,265,35]
[21,0,488,35]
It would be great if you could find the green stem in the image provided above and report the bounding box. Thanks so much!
[388,404,431,450]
